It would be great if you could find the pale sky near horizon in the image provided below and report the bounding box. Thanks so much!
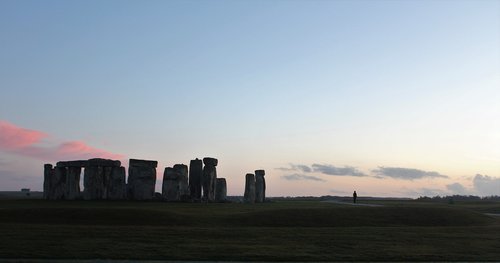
[1,0,499,197]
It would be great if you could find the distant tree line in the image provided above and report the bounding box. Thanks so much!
[416,195,500,203]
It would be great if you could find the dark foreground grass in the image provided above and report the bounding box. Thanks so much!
[0,200,499,261]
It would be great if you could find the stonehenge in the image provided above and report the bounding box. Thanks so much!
[244,173,256,203]
[202,157,218,202]
[162,164,188,201]
[244,170,266,204]
[215,178,227,202]
[189,158,203,200]
[43,157,246,203]
[43,158,126,200]
[127,159,157,200]
[255,170,266,203]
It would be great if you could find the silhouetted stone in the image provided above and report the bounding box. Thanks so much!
[129,159,158,168]
[66,166,81,200]
[43,164,54,200]
[128,159,157,200]
[215,178,227,202]
[87,158,121,167]
[202,157,218,167]
[162,167,179,201]
[189,159,203,200]
[108,166,126,200]
[56,160,87,167]
[202,157,218,202]
[52,166,67,200]
[83,165,105,200]
[255,169,266,203]
[244,173,255,203]
[174,164,189,198]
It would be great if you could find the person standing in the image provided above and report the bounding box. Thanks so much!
[353,191,357,203]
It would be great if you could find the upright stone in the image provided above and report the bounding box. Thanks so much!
[255,169,266,203]
[174,164,189,199]
[43,164,54,200]
[162,167,180,201]
[83,165,105,200]
[108,166,126,200]
[244,173,256,204]
[202,157,218,202]
[189,159,203,200]
[128,159,158,200]
[215,178,227,202]
[52,166,67,200]
[66,166,81,200]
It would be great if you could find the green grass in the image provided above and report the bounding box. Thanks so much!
[0,199,499,261]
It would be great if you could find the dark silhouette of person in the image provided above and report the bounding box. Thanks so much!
[353,191,357,203]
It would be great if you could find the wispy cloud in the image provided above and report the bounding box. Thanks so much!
[281,173,326,182]
[276,163,366,177]
[0,120,125,161]
[372,166,447,180]
[312,164,367,177]
[276,164,312,173]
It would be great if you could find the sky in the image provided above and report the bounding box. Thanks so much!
[0,0,499,197]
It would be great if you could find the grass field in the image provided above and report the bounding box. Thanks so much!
[0,199,499,261]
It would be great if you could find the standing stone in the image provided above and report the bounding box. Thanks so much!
[43,164,54,200]
[174,164,189,199]
[255,169,266,203]
[52,166,67,200]
[215,178,227,202]
[162,167,180,201]
[83,165,105,200]
[244,173,256,204]
[202,157,218,202]
[66,166,81,200]
[108,166,126,200]
[189,159,203,200]
[128,159,158,200]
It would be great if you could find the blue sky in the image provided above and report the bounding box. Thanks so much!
[1,0,499,197]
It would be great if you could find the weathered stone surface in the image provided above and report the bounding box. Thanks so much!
[189,159,203,200]
[255,169,266,203]
[43,164,54,200]
[162,167,179,201]
[215,178,227,202]
[108,166,126,200]
[52,166,67,200]
[66,166,81,200]
[129,159,158,168]
[56,160,87,167]
[83,165,105,200]
[128,159,157,200]
[202,158,217,202]
[203,157,218,167]
[174,164,189,198]
[87,158,121,167]
[244,173,255,204]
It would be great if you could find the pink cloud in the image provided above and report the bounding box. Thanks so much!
[0,120,125,161]
[0,121,47,149]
